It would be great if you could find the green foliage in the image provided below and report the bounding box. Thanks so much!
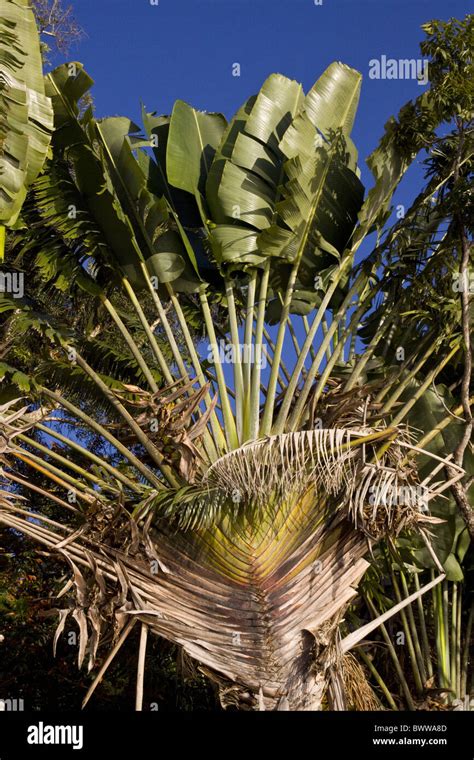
[0,0,53,250]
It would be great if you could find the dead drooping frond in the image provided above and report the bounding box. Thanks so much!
[340,653,381,711]
[203,428,360,507]
[110,378,217,481]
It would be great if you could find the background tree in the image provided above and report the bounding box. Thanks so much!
[32,0,83,60]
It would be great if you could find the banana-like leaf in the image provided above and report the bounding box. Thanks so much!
[206,63,365,319]
[141,108,203,229]
[206,73,304,267]
[397,382,473,578]
[0,0,53,253]
[267,63,365,316]
[45,66,148,284]
[98,116,201,288]
[166,99,226,205]
[44,66,204,293]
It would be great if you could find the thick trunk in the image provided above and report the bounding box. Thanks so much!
[214,625,342,711]
[216,669,328,711]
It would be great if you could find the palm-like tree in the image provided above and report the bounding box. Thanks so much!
[0,57,470,709]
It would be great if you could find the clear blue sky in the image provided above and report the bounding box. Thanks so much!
[62,0,470,216]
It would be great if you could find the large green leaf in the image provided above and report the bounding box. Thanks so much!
[396,381,473,575]
[0,0,53,246]
[206,63,365,306]
[141,108,203,229]
[206,73,304,267]
[97,118,188,283]
[167,99,226,199]
[264,63,365,316]
[42,68,204,293]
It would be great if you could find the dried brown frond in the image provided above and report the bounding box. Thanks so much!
[341,653,382,711]
[111,378,216,480]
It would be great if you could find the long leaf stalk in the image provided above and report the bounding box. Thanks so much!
[99,293,159,393]
[4,471,81,514]
[260,260,299,436]
[303,315,318,363]
[378,341,440,412]
[142,271,188,381]
[357,647,398,710]
[281,263,377,433]
[121,276,175,385]
[199,287,238,449]
[294,269,383,413]
[258,342,287,392]
[456,584,462,699]
[72,351,181,487]
[35,422,142,493]
[413,573,434,680]
[12,443,100,499]
[442,580,451,692]
[262,325,292,382]
[82,619,137,709]
[344,311,394,392]
[272,260,357,434]
[286,314,307,378]
[390,569,424,695]
[11,450,94,506]
[39,388,164,489]
[358,566,468,708]
[139,264,224,468]
[389,345,460,427]
[399,396,474,469]
[249,263,270,441]
[225,279,244,443]
[16,432,119,495]
[374,334,436,404]
[399,572,427,687]
[243,270,257,398]
[139,268,221,470]
[433,576,450,691]
[163,280,225,456]
[135,623,148,711]
[451,582,459,698]
[460,601,473,697]
[364,592,416,710]
[307,295,374,416]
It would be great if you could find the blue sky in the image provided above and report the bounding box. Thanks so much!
[62,0,470,215]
